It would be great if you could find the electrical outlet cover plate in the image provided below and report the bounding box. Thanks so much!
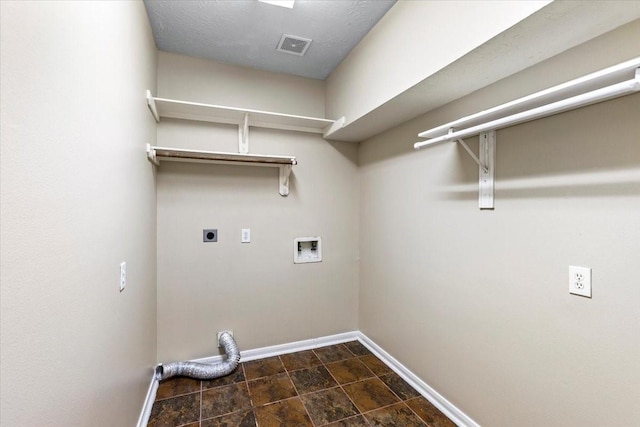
[569,266,591,298]
[241,229,251,243]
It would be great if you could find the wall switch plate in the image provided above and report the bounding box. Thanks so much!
[203,229,218,242]
[569,266,591,298]
[241,229,251,243]
[119,262,126,292]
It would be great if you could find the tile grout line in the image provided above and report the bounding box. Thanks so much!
[340,342,427,425]
[199,378,203,425]
[316,344,374,427]
[153,341,438,427]
[382,382,434,425]
[402,398,433,426]
[240,363,260,427]
[348,358,433,427]
[280,354,319,427]
[360,365,428,425]
[338,344,376,426]
[199,363,258,425]
[241,363,259,427]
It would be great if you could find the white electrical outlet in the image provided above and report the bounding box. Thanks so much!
[119,262,126,292]
[241,229,251,243]
[569,266,591,298]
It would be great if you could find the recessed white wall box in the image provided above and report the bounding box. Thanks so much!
[294,237,322,264]
[569,266,592,298]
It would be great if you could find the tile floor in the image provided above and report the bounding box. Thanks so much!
[149,341,456,427]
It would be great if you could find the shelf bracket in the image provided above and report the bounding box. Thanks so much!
[238,112,249,154]
[451,129,494,209]
[146,143,160,166]
[456,138,487,173]
[323,116,346,139]
[279,165,292,197]
[478,131,495,210]
[146,90,160,123]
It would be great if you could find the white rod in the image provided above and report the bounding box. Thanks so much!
[414,77,640,150]
[153,96,335,124]
[150,146,297,164]
[418,57,640,139]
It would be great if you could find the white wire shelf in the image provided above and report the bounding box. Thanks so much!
[146,91,344,137]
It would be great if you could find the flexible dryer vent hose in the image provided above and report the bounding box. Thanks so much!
[155,331,240,381]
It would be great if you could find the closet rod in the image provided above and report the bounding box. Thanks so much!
[415,68,639,149]
[147,145,297,166]
[419,57,640,140]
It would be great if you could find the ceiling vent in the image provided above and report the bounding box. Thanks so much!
[277,34,312,56]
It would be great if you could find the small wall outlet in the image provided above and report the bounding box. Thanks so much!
[119,262,126,292]
[569,266,591,298]
[203,229,218,242]
[217,330,233,348]
[241,229,251,243]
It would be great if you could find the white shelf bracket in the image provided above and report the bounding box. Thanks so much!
[456,138,487,173]
[146,90,160,123]
[279,165,292,197]
[323,116,346,139]
[146,143,159,166]
[238,112,249,154]
[478,131,495,209]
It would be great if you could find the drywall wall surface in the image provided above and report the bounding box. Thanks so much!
[326,0,550,126]
[357,21,640,427]
[0,2,157,426]
[325,1,640,142]
[158,51,326,118]
[156,57,359,362]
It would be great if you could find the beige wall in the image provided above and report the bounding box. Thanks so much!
[158,52,326,118]
[2,3,637,425]
[0,2,157,426]
[325,0,550,123]
[156,54,359,362]
[358,21,640,427]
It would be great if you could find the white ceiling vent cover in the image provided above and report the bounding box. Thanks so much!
[277,34,312,56]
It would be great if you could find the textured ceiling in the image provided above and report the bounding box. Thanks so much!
[144,0,396,80]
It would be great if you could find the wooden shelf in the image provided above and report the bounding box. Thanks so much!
[147,90,344,137]
[147,145,296,196]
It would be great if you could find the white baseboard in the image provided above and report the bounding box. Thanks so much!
[191,331,360,365]
[136,369,158,427]
[355,332,480,427]
[138,330,479,427]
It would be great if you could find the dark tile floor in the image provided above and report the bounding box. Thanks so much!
[149,341,456,427]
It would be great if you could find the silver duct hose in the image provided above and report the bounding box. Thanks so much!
[155,331,240,381]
